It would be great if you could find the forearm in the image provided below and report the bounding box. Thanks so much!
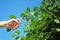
[0,21,8,28]
[0,19,16,28]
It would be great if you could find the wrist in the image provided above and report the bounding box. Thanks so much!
[0,21,8,27]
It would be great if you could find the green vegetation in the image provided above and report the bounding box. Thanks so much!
[10,0,60,40]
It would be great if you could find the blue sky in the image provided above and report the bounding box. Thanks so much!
[0,0,43,40]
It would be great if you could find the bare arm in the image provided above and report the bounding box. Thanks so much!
[0,21,8,28]
[0,18,22,29]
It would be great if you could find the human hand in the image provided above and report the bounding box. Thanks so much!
[6,19,22,30]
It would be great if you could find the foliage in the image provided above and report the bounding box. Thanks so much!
[11,0,60,40]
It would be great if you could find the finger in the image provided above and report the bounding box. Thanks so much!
[12,25,19,30]
[12,24,20,30]
[12,27,16,30]
[15,24,20,28]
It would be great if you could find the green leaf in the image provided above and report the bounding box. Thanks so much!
[54,19,59,23]
[15,30,20,34]
[9,15,16,19]
[56,28,60,32]
[41,5,45,10]
[21,13,25,17]
[54,10,58,12]
[7,28,11,32]
[34,6,39,11]
[12,34,16,38]
[41,12,46,18]
[24,25,30,33]
[48,7,54,10]
[20,36,24,38]
[43,2,49,6]
[27,7,31,12]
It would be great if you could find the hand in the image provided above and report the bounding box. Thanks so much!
[6,19,22,30]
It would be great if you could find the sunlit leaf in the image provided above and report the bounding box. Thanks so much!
[34,6,39,11]
[9,15,16,19]
[54,10,58,12]
[41,12,46,18]
[12,34,16,38]
[15,30,20,34]
[54,19,59,23]
[48,7,54,10]
[20,36,25,39]
[56,28,60,32]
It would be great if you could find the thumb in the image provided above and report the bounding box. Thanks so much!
[8,19,15,23]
